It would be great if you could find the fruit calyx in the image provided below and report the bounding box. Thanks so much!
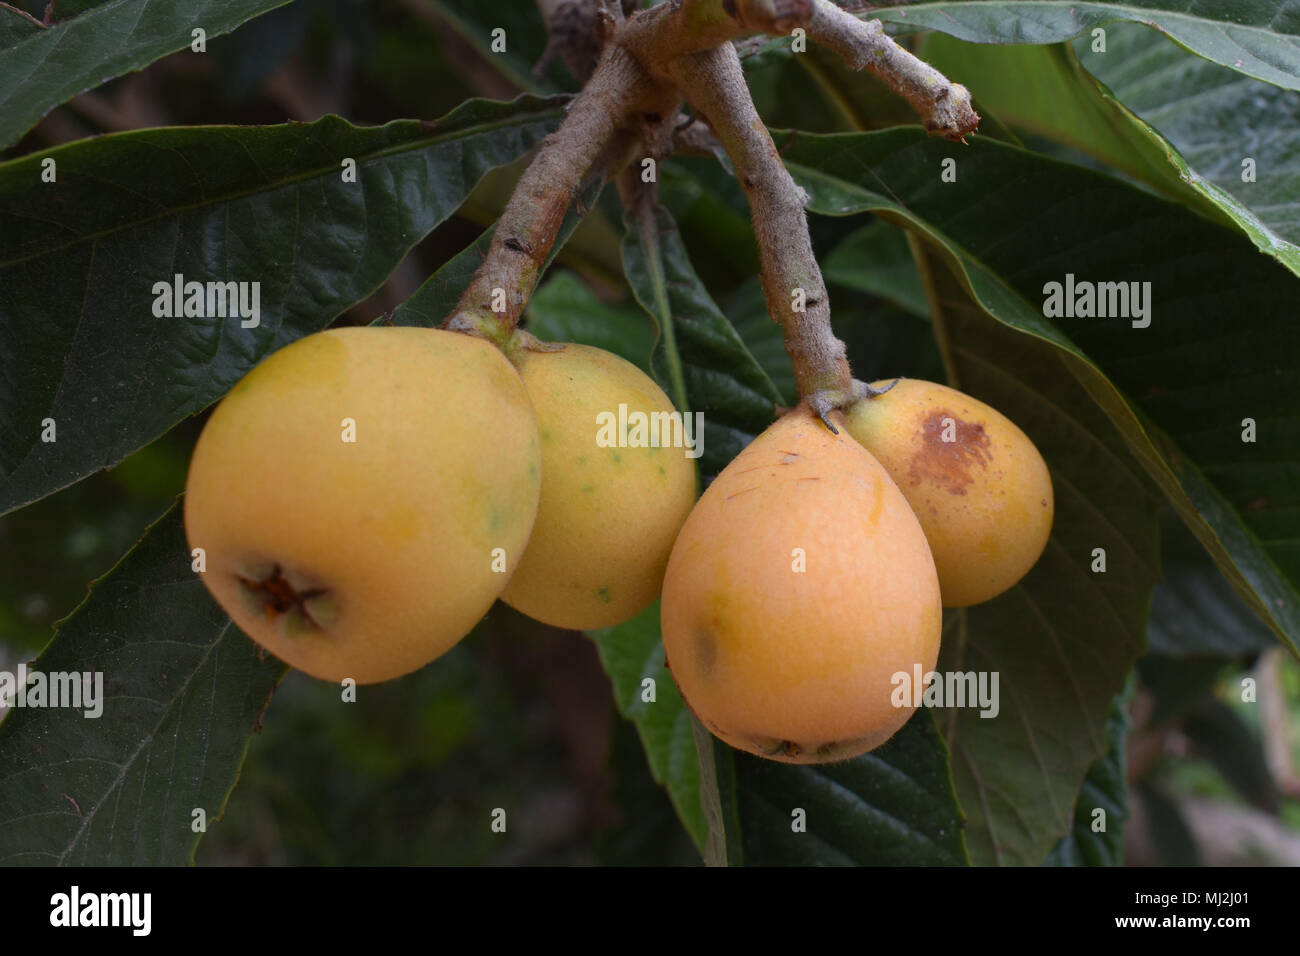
[799,378,901,434]
[439,315,565,360]
[235,565,329,631]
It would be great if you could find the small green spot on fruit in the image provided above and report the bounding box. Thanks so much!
[582,484,594,494]
[595,585,612,604]
[657,464,667,479]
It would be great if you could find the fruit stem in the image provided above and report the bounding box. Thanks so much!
[443,44,674,344]
[667,43,854,423]
[804,1,979,141]
[620,1,978,140]
[618,0,813,69]
[447,0,978,362]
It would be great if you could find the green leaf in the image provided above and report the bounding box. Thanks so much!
[1078,24,1300,274]
[744,35,918,134]
[835,300,948,386]
[587,603,708,855]
[1148,513,1279,657]
[658,158,759,291]
[922,28,1300,276]
[871,1,1300,90]
[386,174,605,333]
[777,127,1300,654]
[1044,680,1132,866]
[620,197,783,479]
[723,278,796,407]
[388,230,496,329]
[0,5,42,47]
[0,96,567,517]
[525,271,655,373]
[691,717,737,865]
[735,712,968,865]
[823,219,930,319]
[919,35,1207,202]
[0,0,291,149]
[0,503,287,865]
[917,243,1161,865]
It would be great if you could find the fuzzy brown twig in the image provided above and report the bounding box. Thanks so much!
[444,44,677,342]
[620,0,814,73]
[535,0,634,82]
[447,0,978,392]
[0,2,46,27]
[620,0,978,140]
[806,0,978,140]
[668,43,854,420]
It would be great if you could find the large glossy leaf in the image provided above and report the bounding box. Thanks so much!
[734,712,968,865]
[822,219,930,319]
[658,158,759,295]
[776,127,1300,654]
[620,197,783,478]
[386,177,605,331]
[525,271,655,372]
[587,604,708,855]
[910,245,1160,865]
[0,0,291,149]
[919,34,1207,204]
[0,504,287,865]
[1043,683,1131,866]
[744,32,918,134]
[1077,25,1300,273]
[0,5,41,48]
[922,28,1300,276]
[722,278,796,407]
[0,95,566,517]
[1148,514,1280,657]
[869,1,1300,90]
[388,229,495,329]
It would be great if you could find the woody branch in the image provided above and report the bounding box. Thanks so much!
[449,0,978,406]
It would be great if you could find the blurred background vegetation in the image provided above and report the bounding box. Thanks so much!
[2,0,1296,865]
